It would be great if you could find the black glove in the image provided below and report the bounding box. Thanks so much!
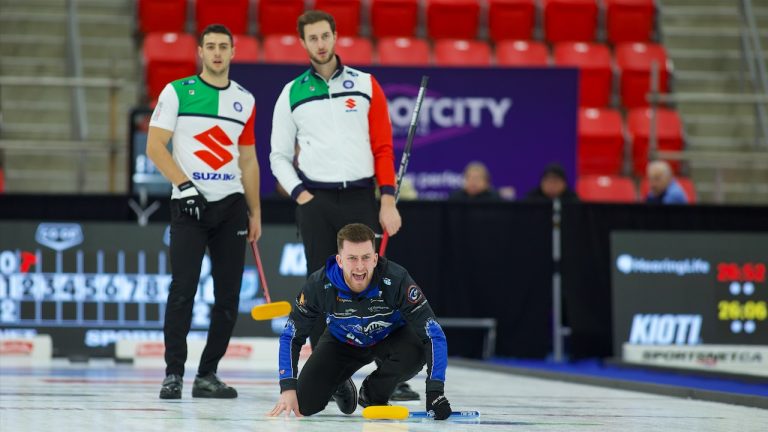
[178,181,207,220]
[426,391,452,420]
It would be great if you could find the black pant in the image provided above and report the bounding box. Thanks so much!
[297,325,425,416]
[296,187,379,347]
[164,193,247,377]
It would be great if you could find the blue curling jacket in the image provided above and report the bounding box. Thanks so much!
[278,256,448,394]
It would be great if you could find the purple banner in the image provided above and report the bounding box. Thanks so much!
[231,64,578,200]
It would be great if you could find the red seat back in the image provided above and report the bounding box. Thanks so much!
[496,40,549,66]
[232,35,260,63]
[335,36,373,65]
[138,0,187,34]
[543,0,598,42]
[578,108,624,175]
[427,0,481,39]
[143,32,198,100]
[259,0,305,36]
[434,39,491,66]
[195,0,249,35]
[315,0,361,36]
[263,34,308,64]
[377,37,430,66]
[370,0,419,38]
[577,175,637,202]
[615,42,670,108]
[554,42,613,107]
[605,0,656,44]
[488,0,536,42]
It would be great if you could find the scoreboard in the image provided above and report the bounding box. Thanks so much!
[611,232,768,376]
[0,221,306,357]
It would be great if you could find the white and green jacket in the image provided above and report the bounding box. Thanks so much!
[269,59,396,200]
[150,75,256,202]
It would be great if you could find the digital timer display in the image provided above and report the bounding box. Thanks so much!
[612,232,768,350]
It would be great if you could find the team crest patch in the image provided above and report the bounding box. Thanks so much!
[407,285,423,304]
[233,101,243,112]
[343,80,354,89]
[188,89,195,95]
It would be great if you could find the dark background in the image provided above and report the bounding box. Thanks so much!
[2,194,767,359]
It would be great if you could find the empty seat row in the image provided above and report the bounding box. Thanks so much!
[556,41,671,108]
[143,32,670,110]
[501,40,671,108]
[577,175,696,203]
[579,107,684,177]
[138,0,656,42]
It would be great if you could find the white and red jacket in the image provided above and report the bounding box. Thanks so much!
[269,59,396,200]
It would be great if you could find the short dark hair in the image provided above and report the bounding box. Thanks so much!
[297,10,336,40]
[542,163,567,181]
[337,223,375,251]
[198,24,233,47]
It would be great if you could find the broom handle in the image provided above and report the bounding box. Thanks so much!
[250,241,272,304]
[379,75,429,258]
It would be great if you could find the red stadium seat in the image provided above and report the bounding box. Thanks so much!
[496,40,548,66]
[627,108,684,176]
[377,37,430,66]
[615,42,670,108]
[315,0,361,36]
[639,176,696,203]
[577,175,637,202]
[263,34,307,64]
[195,0,249,35]
[578,108,624,176]
[554,42,613,107]
[259,0,305,36]
[138,0,187,34]
[488,0,536,42]
[232,35,260,63]
[335,36,373,65]
[427,0,481,40]
[605,0,656,44]
[543,0,598,42]
[434,39,491,66]
[142,32,198,100]
[370,0,419,38]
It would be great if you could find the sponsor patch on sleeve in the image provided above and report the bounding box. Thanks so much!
[407,285,424,304]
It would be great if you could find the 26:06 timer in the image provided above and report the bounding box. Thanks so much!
[717,300,768,321]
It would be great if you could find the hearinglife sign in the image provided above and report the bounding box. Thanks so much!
[231,64,578,199]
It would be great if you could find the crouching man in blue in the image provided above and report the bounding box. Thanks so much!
[267,223,452,419]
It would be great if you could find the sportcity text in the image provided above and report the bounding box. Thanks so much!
[388,96,513,130]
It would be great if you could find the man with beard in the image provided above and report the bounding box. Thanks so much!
[267,224,452,419]
[269,11,418,404]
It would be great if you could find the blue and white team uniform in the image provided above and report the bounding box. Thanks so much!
[277,256,448,415]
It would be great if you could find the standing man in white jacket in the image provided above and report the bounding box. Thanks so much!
[270,10,418,402]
